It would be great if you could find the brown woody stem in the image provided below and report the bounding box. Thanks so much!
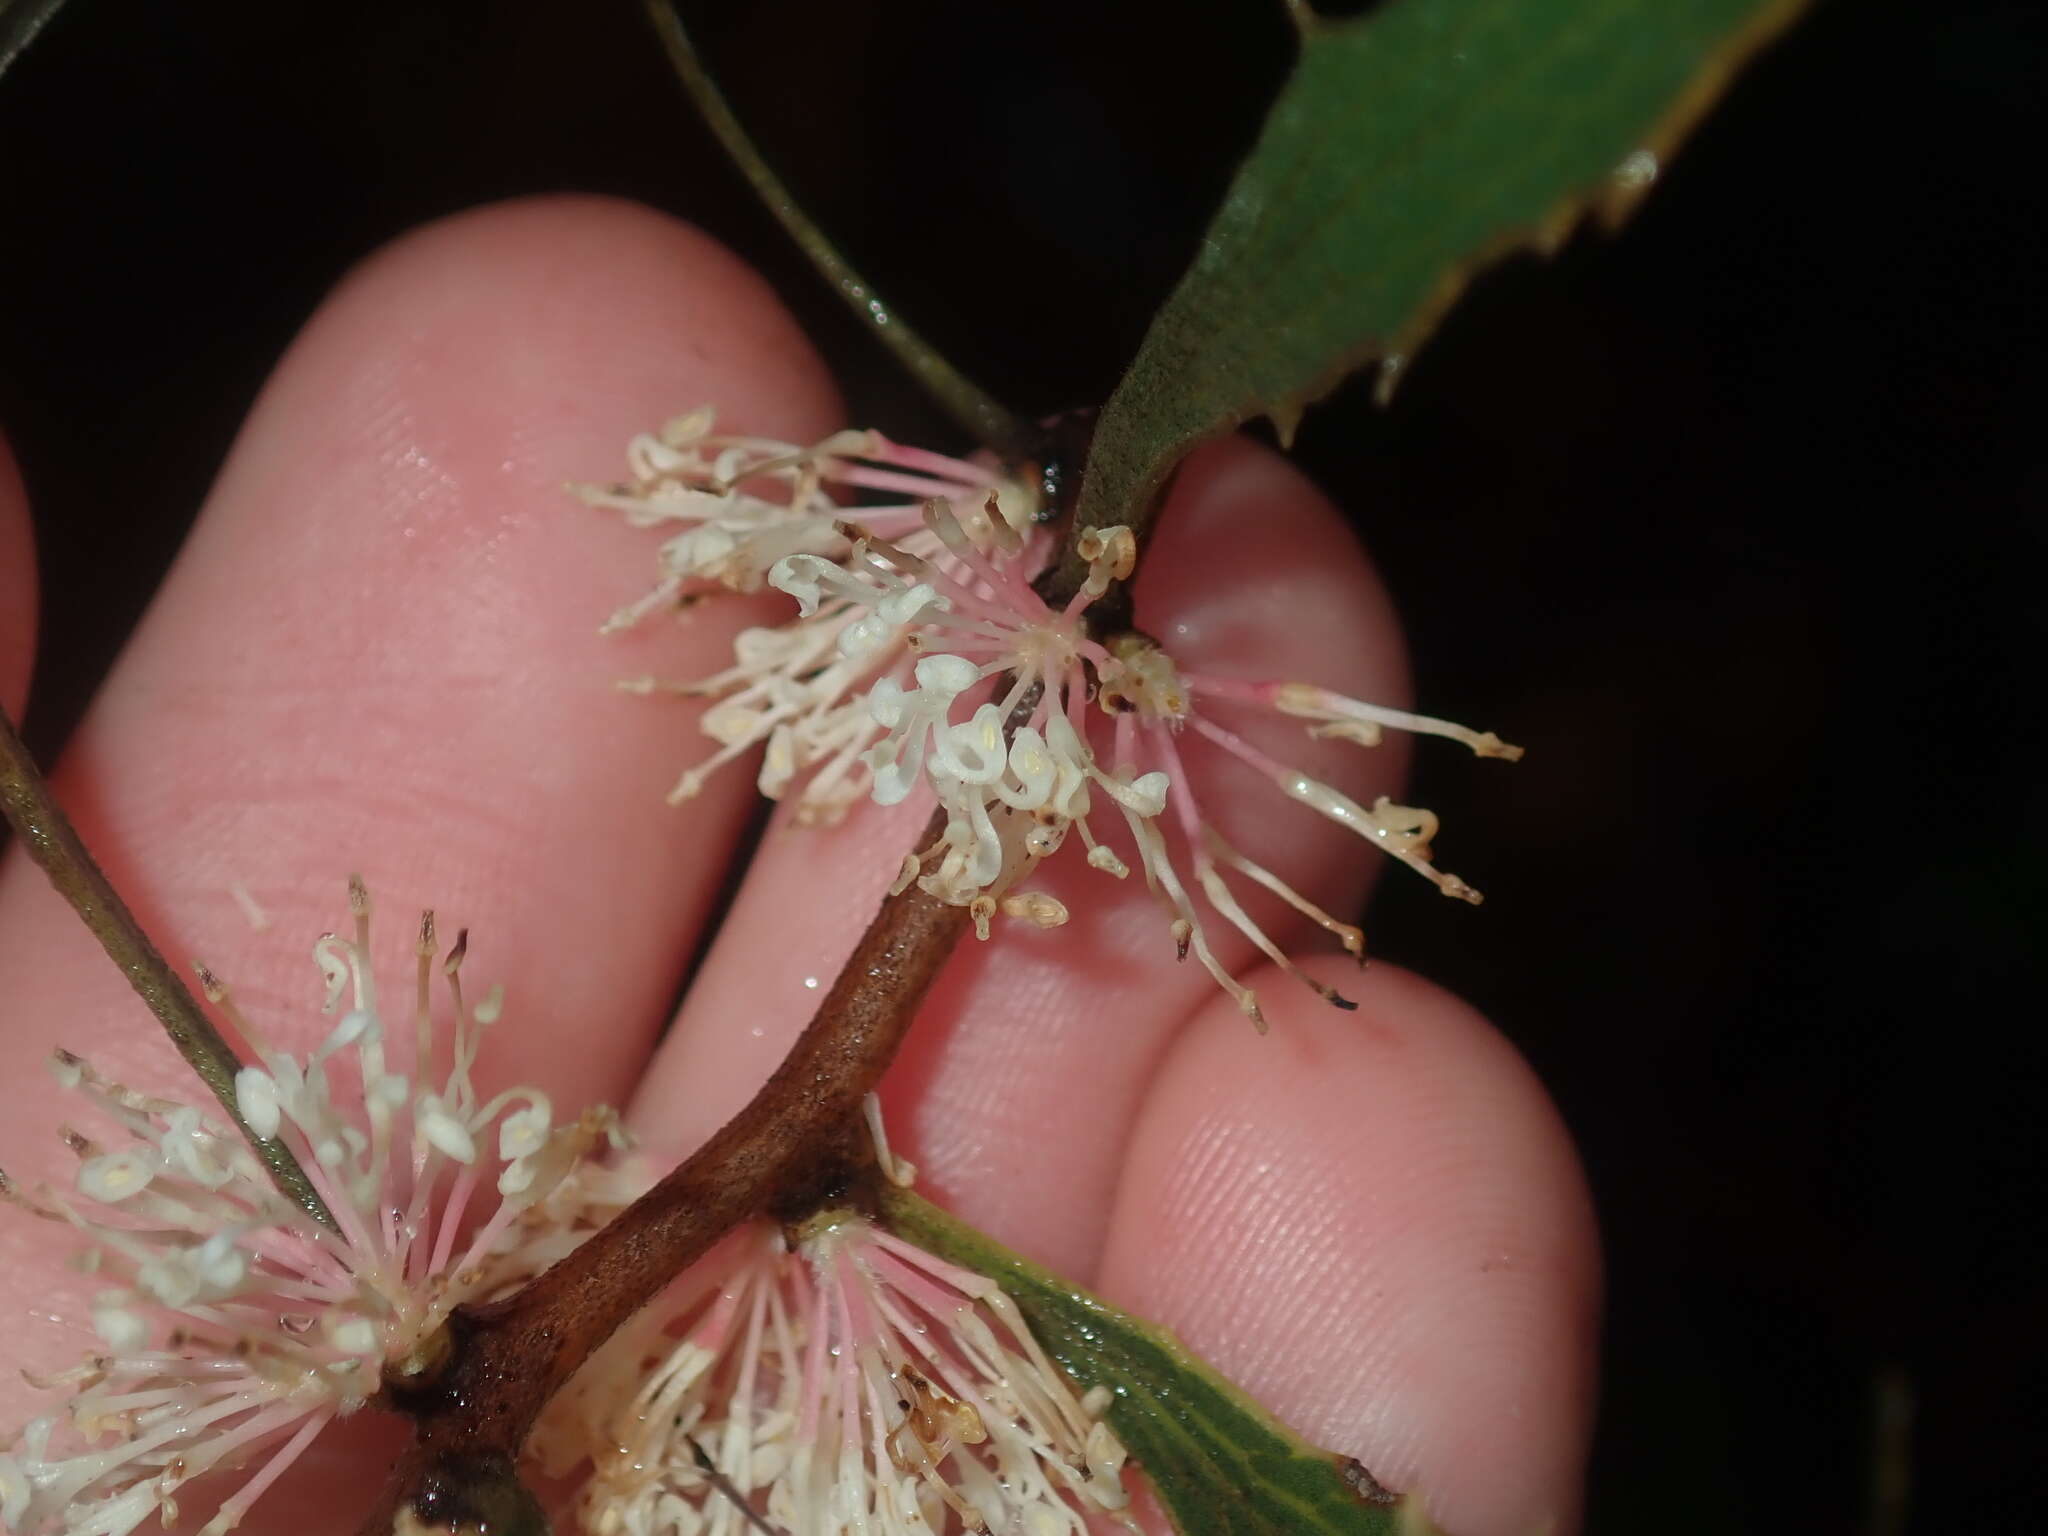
[0,706,336,1230]
[362,424,1157,1528]
[361,813,969,1531]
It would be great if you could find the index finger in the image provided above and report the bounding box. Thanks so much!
[0,195,840,1531]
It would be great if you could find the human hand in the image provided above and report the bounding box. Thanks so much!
[0,197,1597,1536]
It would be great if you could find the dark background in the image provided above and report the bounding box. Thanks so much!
[0,1,2040,1531]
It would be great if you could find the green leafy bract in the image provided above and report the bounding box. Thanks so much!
[1074,0,1810,533]
[880,1186,1437,1536]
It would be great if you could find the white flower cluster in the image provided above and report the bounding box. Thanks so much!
[573,406,1028,614]
[537,1211,1133,1536]
[771,508,1163,936]
[590,413,1523,1027]
[581,407,1041,823]
[0,880,632,1535]
[0,882,1126,1536]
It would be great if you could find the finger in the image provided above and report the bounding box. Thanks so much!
[0,430,32,717]
[0,197,836,1448]
[0,194,837,1114]
[1098,958,1601,1536]
[633,436,1436,1279]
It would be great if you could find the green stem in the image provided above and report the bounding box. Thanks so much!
[0,0,68,82]
[644,0,1035,460]
[0,706,336,1230]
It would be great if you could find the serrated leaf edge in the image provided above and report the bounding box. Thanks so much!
[1079,0,1815,531]
[1369,0,1814,406]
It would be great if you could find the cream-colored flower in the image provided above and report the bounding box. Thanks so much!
[585,409,1041,822]
[767,501,1157,937]
[0,880,631,1535]
[591,410,1522,1023]
[768,498,1522,1026]
[1082,635,1520,1027]
[539,1211,1131,1536]
[575,406,1025,613]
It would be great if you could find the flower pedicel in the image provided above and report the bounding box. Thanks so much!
[590,410,1522,1027]
[0,880,631,1535]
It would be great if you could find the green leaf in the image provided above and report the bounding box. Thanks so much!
[1,0,70,81]
[1074,0,1810,533]
[880,1185,1436,1536]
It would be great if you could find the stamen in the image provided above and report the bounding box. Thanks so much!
[586,406,1516,1019]
[541,1207,1131,1536]
[1,881,625,1534]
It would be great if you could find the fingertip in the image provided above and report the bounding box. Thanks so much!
[332,193,830,410]
[215,192,839,583]
[1099,957,1600,1536]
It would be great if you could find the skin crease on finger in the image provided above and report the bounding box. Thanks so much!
[0,196,843,1528]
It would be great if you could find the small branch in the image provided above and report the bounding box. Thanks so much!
[645,0,1036,462]
[362,814,969,1529]
[0,706,336,1230]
